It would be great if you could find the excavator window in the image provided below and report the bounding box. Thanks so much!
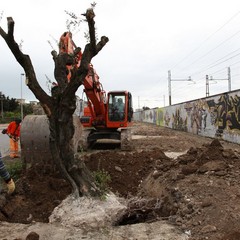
[108,94,126,121]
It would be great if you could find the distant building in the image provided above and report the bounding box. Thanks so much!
[16,98,26,104]
[29,101,38,105]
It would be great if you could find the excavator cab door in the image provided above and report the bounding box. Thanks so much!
[107,91,133,128]
[127,92,133,122]
[108,93,125,121]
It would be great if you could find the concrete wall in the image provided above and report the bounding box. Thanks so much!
[134,89,240,144]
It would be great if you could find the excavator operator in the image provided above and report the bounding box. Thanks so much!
[115,98,125,120]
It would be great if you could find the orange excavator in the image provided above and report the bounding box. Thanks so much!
[20,31,133,164]
[59,32,134,149]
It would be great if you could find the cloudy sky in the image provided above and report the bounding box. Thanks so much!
[1,0,240,110]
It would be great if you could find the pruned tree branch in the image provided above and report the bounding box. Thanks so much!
[66,8,109,94]
[0,17,52,110]
[85,8,96,51]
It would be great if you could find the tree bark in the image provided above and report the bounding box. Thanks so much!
[0,9,109,197]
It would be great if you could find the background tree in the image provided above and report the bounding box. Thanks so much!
[0,94,19,112]
[143,106,150,110]
[6,96,19,112]
[0,8,109,198]
[15,102,33,116]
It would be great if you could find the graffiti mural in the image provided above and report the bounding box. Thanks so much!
[185,100,208,135]
[206,93,240,137]
[172,108,187,131]
[163,110,170,127]
[156,108,164,126]
[133,89,240,144]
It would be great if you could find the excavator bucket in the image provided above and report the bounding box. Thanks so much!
[20,115,82,166]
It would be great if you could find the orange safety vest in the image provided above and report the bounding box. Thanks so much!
[7,121,21,138]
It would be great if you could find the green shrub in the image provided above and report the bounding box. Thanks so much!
[93,169,111,194]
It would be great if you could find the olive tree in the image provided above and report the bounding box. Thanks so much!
[0,8,109,198]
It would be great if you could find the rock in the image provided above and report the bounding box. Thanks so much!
[200,225,217,233]
[115,166,123,172]
[49,193,127,230]
[201,200,212,208]
[26,232,39,240]
[152,170,161,179]
[181,165,198,175]
[214,170,227,176]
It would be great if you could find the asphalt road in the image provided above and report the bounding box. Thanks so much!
[0,124,11,157]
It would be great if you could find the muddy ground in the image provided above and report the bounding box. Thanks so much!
[1,121,240,239]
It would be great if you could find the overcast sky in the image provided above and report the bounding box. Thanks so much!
[1,0,240,110]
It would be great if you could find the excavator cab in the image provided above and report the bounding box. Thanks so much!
[106,91,133,128]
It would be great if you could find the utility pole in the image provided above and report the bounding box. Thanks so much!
[206,75,209,97]
[0,91,3,119]
[168,70,172,106]
[228,67,231,92]
[168,70,193,106]
[206,67,231,97]
[20,73,25,120]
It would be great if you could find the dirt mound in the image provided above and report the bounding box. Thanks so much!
[138,137,240,240]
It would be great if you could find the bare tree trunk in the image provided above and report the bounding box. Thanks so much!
[0,9,109,197]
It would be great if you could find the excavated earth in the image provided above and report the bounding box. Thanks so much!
[1,121,240,239]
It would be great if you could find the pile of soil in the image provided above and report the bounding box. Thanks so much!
[2,122,240,240]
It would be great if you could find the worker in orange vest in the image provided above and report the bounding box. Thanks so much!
[6,119,21,158]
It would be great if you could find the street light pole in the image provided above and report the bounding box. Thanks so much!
[20,73,25,120]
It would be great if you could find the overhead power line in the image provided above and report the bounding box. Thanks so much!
[191,51,240,77]
[207,47,240,67]
[210,68,228,76]
[184,29,240,73]
[171,10,240,70]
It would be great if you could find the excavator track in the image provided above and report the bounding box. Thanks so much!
[120,128,132,151]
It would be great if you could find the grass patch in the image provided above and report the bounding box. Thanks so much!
[5,160,23,181]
